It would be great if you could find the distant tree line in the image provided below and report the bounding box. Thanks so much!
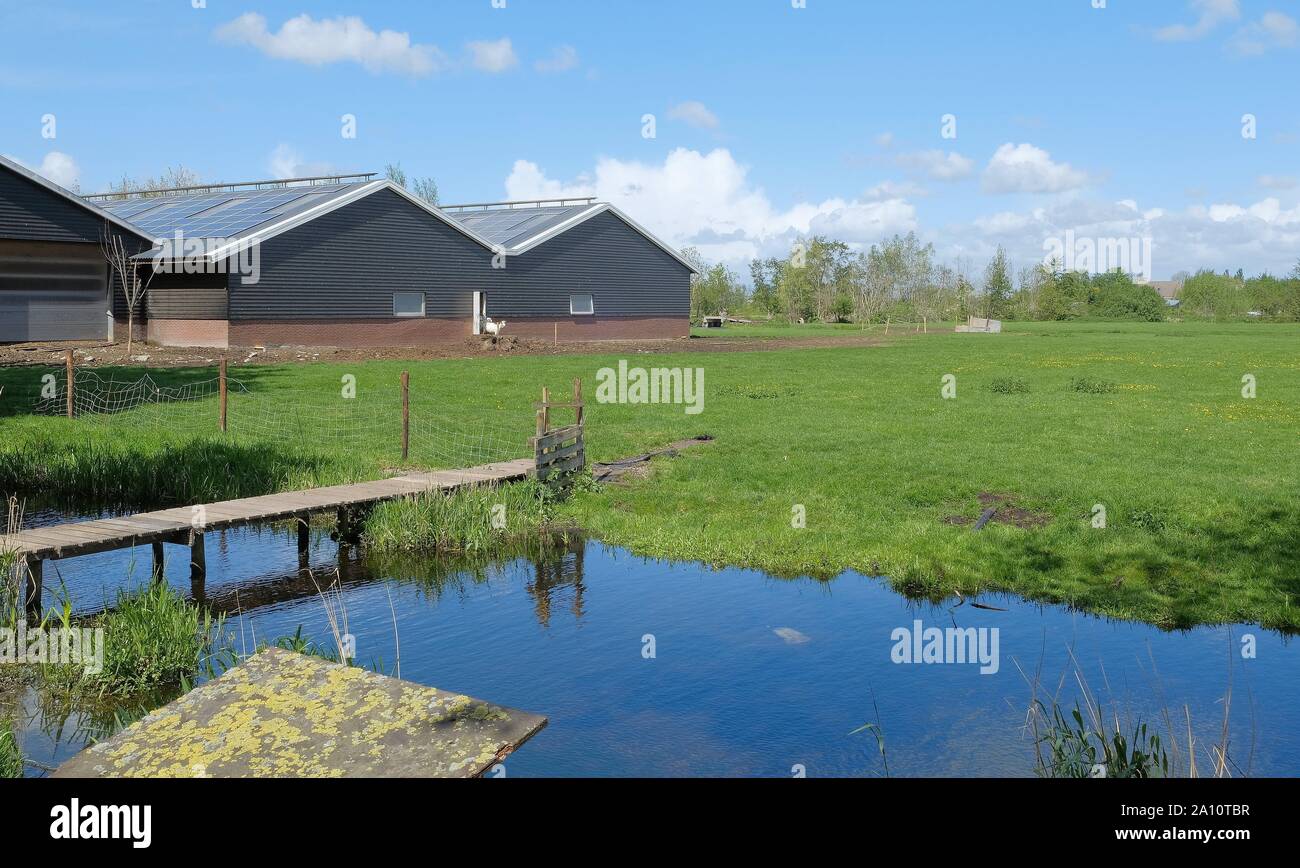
[1177,268,1300,321]
[685,234,1300,324]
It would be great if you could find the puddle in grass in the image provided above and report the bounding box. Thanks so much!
[6,509,1298,777]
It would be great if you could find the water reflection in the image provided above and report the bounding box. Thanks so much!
[8,513,1299,778]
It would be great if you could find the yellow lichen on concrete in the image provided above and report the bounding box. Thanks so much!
[54,648,547,779]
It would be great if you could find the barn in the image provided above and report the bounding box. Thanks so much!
[0,156,695,348]
[0,155,152,343]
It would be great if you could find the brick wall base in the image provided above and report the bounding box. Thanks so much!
[148,319,230,349]
[216,316,689,348]
[229,318,465,348]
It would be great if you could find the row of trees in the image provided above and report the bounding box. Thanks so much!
[1179,269,1300,321]
[686,234,1300,324]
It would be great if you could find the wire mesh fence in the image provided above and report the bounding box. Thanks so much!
[30,367,532,471]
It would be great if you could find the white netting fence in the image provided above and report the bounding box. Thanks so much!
[31,369,532,470]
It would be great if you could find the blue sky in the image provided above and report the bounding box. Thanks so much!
[2,0,1298,279]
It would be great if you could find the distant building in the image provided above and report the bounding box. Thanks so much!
[1149,280,1184,307]
[0,155,694,347]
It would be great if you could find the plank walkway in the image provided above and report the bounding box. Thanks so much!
[7,457,535,619]
[10,458,535,561]
[54,648,548,778]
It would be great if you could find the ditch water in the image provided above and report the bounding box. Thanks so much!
[9,511,1299,777]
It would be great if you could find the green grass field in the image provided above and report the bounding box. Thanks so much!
[2,321,1297,630]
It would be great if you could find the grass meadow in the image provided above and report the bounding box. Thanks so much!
[1,321,1296,630]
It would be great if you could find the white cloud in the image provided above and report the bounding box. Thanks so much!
[535,45,579,73]
[1230,11,1299,55]
[956,193,1300,280]
[5,151,81,190]
[215,13,446,76]
[874,131,895,148]
[504,148,917,268]
[668,101,721,131]
[982,143,1088,194]
[505,145,1300,282]
[467,38,518,73]
[1155,0,1240,42]
[865,180,928,200]
[38,151,80,189]
[1258,174,1297,190]
[896,149,974,181]
[268,144,335,180]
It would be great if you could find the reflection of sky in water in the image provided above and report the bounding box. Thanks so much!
[10,514,1298,778]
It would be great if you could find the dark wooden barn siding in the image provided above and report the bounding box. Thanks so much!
[0,165,152,322]
[0,166,106,243]
[227,189,496,320]
[491,211,691,317]
[146,270,228,319]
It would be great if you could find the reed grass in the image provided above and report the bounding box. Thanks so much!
[362,479,570,556]
[0,718,21,778]
[42,582,223,698]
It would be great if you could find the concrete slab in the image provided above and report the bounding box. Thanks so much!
[53,648,547,778]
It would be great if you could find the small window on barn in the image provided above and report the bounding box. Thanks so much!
[570,293,594,316]
[393,292,425,317]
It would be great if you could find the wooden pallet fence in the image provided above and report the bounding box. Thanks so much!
[533,379,586,480]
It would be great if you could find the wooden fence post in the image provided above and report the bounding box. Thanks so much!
[218,359,228,432]
[400,371,410,462]
[65,350,74,418]
[541,386,551,433]
[573,378,583,427]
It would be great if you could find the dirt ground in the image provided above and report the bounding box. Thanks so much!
[0,332,894,369]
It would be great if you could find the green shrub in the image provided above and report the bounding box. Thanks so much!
[44,583,221,697]
[1070,377,1118,394]
[1035,702,1169,779]
[1089,273,1167,322]
[987,377,1030,394]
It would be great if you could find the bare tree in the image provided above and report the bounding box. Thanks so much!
[102,165,202,200]
[387,162,439,205]
[101,223,153,355]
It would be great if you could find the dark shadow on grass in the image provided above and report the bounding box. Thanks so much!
[0,436,348,513]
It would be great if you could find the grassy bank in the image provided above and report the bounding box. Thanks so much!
[3,321,1297,629]
[362,478,579,556]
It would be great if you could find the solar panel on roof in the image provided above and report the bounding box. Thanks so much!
[446,205,595,247]
[93,183,365,240]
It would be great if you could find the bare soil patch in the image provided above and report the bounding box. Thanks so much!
[593,436,715,485]
[944,492,1052,530]
[0,333,893,370]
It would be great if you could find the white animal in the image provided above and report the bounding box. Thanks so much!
[484,318,507,337]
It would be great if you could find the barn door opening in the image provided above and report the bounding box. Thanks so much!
[472,291,487,335]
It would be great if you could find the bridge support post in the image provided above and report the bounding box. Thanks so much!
[189,531,207,601]
[23,556,42,625]
[336,507,359,546]
[190,532,206,581]
[297,517,311,571]
[152,540,165,583]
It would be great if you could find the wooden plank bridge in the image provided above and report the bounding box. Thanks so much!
[8,458,536,620]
